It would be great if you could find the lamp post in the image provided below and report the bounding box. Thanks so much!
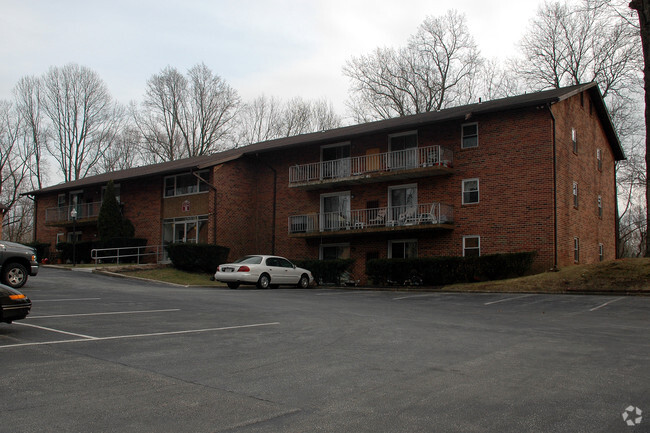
[70,207,77,267]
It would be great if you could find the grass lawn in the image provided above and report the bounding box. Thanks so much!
[100,258,649,294]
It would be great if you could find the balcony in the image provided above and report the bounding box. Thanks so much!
[45,202,103,225]
[288,145,453,189]
[288,202,454,237]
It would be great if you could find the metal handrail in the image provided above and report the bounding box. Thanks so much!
[91,245,167,265]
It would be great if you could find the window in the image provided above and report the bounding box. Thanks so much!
[389,132,418,169]
[67,231,82,243]
[389,184,417,223]
[596,149,602,171]
[599,244,604,262]
[574,237,580,263]
[573,182,579,208]
[320,243,350,260]
[571,128,578,153]
[388,239,417,259]
[461,123,478,149]
[320,192,351,231]
[598,195,603,218]
[57,194,66,208]
[164,171,209,198]
[56,233,65,249]
[462,179,479,204]
[463,236,480,257]
[162,215,209,244]
[321,143,351,179]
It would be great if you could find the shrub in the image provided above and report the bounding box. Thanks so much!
[56,238,148,264]
[366,252,537,286]
[165,243,230,273]
[293,259,355,285]
[25,242,51,261]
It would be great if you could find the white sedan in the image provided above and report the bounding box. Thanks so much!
[215,255,314,289]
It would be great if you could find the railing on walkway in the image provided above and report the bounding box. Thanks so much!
[91,245,168,265]
[289,145,453,185]
[288,202,454,234]
[46,201,103,222]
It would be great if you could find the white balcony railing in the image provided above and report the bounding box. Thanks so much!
[289,145,453,185]
[288,202,454,234]
[45,201,103,223]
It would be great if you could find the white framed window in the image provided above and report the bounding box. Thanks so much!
[461,123,478,149]
[599,243,604,262]
[571,128,578,153]
[573,182,579,208]
[320,191,351,231]
[598,195,603,218]
[388,239,418,259]
[596,148,602,171]
[319,243,350,260]
[574,237,580,263]
[67,231,82,243]
[162,215,209,244]
[57,194,66,208]
[463,236,480,257]
[56,233,65,249]
[388,184,418,223]
[462,179,479,204]
[389,131,418,169]
[164,170,209,198]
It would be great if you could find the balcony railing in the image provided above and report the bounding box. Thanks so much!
[289,145,453,185]
[45,201,103,223]
[288,202,454,235]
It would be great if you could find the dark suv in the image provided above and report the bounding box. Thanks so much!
[0,241,39,289]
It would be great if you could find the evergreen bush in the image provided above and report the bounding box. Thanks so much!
[165,243,230,273]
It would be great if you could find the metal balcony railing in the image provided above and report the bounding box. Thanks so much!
[45,201,103,223]
[289,145,453,185]
[288,202,454,234]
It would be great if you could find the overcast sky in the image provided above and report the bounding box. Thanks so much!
[1,0,540,114]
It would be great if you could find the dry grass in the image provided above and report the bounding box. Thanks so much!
[105,265,224,287]
[442,258,650,294]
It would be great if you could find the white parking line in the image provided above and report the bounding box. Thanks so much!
[484,294,535,305]
[29,309,181,319]
[0,322,280,349]
[589,297,625,312]
[15,322,97,339]
[35,298,101,302]
[393,293,441,301]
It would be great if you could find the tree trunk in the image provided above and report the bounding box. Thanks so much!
[630,0,650,256]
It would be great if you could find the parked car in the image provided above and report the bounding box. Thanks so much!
[0,284,32,323]
[215,255,314,289]
[0,241,39,289]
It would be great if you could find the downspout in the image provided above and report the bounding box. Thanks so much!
[192,170,217,244]
[548,104,559,270]
[254,155,277,255]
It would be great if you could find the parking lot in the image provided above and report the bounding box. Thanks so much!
[2,267,649,432]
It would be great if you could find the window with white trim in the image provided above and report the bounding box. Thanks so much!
[461,123,478,149]
[573,182,579,208]
[388,239,417,259]
[462,179,479,204]
[599,243,604,262]
[56,232,65,249]
[320,191,351,231]
[596,148,602,171]
[574,237,580,263]
[571,128,578,153]
[598,195,603,218]
[463,236,480,257]
[164,171,209,198]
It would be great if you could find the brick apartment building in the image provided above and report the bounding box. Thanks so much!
[27,83,624,283]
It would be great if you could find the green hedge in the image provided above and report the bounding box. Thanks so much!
[56,238,148,264]
[25,242,51,261]
[165,243,230,273]
[293,259,355,285]
[366,252,537,286]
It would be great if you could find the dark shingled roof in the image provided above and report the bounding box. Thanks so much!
[26,82,623,196]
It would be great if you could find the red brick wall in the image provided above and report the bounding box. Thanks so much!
[551,92,617,266]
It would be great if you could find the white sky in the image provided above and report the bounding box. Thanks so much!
[1,0,541,114]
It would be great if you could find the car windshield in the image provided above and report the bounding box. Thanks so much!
[234,256,263,265]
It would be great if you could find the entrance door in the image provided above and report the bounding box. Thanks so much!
[389,133,417,169]
[321,144,351,179]
[321,193,351,231]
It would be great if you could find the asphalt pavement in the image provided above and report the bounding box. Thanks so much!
[1,267,648,433]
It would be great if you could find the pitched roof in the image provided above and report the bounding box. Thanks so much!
[26,82,623,196]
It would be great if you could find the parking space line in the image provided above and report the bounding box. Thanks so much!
[29,309,181,319]
[35,298,101,302]
[0,322,280,349]
[393,293,440,301]
[316,291,369,296]
[15,322,97,339]
[589,297,625,311]
[484,294,535,305]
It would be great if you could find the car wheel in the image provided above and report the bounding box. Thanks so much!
[3,263,27,289]
[257,273,271,289]
[297,274,310,289]
[227,282,240,289]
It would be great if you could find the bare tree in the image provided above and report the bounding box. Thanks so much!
[0,101,32,214]
[91,124,142,175]
[235,95,342,146]
[135,64,240,162]
[344,10,482,121]
[41,63,121,182]
[13,75,47,189]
